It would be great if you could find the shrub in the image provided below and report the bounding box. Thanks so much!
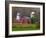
[31,16,40,24]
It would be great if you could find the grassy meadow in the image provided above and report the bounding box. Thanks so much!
[12,23,40,31]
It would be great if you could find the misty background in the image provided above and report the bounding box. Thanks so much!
[12,7,40,23]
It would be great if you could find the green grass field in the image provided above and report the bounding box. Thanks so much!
[12,23,40,31]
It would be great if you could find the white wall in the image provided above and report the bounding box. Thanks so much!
[0,0,46,38]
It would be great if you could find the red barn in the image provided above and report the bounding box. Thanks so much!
[16,16,31,24]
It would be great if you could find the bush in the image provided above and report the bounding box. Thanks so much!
[31,16,40,24]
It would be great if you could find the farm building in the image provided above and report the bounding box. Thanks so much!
[15,12,31,24]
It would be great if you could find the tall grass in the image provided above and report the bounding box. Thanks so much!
[12,23,40,31]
